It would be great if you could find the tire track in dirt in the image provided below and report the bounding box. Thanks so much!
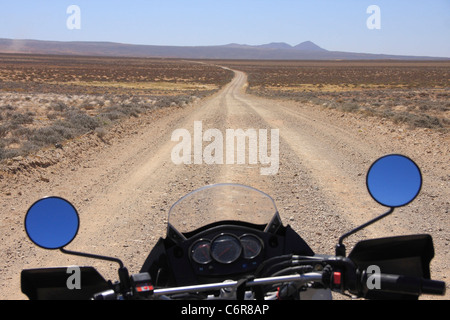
[210,71,359,258]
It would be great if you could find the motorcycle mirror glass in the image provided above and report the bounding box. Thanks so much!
[366,154,422,208]
[25,197,80,250]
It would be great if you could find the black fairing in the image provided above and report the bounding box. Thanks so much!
[140,223,314,288]
[21,267,110,300]
[349,234,435,300]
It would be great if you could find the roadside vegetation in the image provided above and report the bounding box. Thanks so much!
[221,60,450,132]
[0,54,234,160]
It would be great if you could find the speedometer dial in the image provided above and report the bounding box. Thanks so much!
[241,234,263,259]
[211,234,242,264]
[191,239,212,264]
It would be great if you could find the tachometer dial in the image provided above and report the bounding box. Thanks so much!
[191,239,212,264]
[241,234,263,259]
[211,234,242,264]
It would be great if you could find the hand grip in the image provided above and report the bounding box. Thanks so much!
[363,273,446,296]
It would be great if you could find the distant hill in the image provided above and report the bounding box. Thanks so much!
[0,38,448,60]
[257,42,297,50]
[293,41,327,52]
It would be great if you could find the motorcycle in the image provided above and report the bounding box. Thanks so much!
[21,154,446,300]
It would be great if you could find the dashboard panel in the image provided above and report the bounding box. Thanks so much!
[183,226,275,277]
[143,222,315,287]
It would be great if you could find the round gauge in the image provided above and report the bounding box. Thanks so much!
[240,235,263,259]
[191,239,212,264]
[211,234,242,264]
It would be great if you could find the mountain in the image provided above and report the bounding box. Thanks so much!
[0,38,447,60]
[256,41,327,52]
[257,42,294,50]
[293,41,327,52]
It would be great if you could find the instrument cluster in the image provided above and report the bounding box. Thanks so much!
[189,233,265,276]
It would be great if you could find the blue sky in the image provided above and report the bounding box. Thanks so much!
[1,0,449,57]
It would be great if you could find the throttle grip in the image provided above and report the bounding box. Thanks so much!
[361,272,446,296]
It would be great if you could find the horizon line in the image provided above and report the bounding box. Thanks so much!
[1,37,449,60]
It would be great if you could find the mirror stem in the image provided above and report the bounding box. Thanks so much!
[336,207,394,257]
[60,248,125,268]
[60,248,131,295]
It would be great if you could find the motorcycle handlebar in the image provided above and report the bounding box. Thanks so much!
[91,269,446,300]
[152,272,324,297]
[360,272,446,297]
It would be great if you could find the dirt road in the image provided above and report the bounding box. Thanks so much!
[1,69,448,299]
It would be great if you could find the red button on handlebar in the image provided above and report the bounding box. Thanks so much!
[136,284,154,292]
[333,272,342,286]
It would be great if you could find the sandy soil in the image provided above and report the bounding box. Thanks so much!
[0,70,448,300]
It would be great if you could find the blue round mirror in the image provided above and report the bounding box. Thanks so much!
[367,154,422,208]
[25,197,80,249]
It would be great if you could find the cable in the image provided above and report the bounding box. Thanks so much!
[270,265,314,277]
[263,259,315,277]
[255,254,294,276]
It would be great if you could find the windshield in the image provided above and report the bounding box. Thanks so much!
[167,184,279,235]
